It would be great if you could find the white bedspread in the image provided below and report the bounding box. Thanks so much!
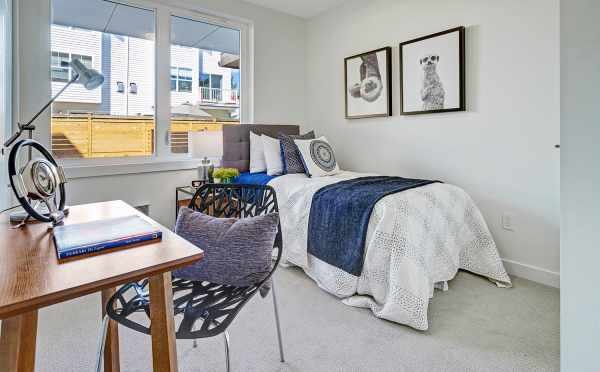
[269,171,511,330]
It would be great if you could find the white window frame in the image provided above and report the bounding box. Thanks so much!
[0,0,12,210]
[26,0,253,178]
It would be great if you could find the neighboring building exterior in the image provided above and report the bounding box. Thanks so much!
[51,25,239,118]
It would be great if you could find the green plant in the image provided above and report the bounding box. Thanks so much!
[213,167,240,180]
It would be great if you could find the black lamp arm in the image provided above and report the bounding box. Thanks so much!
[3,73,79,148]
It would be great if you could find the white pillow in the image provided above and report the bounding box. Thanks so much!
[294,136,340,177]
[261,135,284,176]
[249,131,266,173]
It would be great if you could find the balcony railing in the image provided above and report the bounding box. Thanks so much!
[200,87,239,105]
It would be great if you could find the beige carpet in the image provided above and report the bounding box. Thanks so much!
[30,267,559,371]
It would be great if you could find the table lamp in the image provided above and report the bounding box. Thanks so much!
[189,130,223,182]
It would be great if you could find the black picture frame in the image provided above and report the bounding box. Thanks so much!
[400,26,466,115]
[344,46,392,119]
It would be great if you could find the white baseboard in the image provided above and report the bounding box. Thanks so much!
[502,259,560,288]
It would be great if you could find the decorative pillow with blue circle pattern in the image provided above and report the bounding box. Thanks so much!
[294,136,341,177]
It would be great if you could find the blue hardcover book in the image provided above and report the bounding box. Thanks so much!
[53,215,162,259]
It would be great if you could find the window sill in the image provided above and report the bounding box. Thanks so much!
[63,159,200,179]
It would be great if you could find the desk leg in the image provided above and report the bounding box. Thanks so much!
[0,310,38,372]
[101,288,120,372]
[149,272,178,372]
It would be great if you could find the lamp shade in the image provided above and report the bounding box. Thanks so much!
[70,58,104,90]
[189,131,223,159]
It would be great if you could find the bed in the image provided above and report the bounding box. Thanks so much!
[222,124,511,331]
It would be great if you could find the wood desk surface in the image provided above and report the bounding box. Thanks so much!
[0,200,204,319]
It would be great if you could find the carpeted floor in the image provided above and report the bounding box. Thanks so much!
[30,267,559,372]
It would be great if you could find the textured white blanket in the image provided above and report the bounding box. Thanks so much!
[269,172,511,330]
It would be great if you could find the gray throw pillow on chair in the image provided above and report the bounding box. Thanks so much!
[173,207,279,287]
[279,131,315,174]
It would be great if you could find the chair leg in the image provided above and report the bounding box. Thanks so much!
[210,319,231,372]
[271,281,285,363]
[223,330,231,372]
[95,315,110,372]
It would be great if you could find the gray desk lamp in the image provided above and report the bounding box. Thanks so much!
[3,58,104,222]
[4,58,104,148]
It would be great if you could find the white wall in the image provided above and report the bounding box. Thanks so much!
[15,0,562,287]
[67,169,197,227]
[560,0,600,370]
[14,0,306,227]
[305,0,560,286]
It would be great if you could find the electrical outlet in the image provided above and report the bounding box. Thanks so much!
[502,213,514,231]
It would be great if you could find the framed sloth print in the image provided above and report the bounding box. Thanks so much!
[344,46,392,119]
[400,26,466,115]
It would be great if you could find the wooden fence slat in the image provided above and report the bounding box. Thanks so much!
[51,116,236,158]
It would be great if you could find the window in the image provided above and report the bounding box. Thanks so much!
[51,52,93,83]
[231,70,239,90]
[170,15,241,154]
[170,67,177,91]
[210,74,222,90]
[231,70,240,102]
[50,1,155,159]
[199,73,222,89]
[44,0,249,165]
[72,54,92,69]
[178,68,192,92]
[199,73,209,88]
[51,51,69,82]
[171,67,192,92]
[199,73,223,102]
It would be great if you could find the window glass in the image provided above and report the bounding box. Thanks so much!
[199,73,210,88]
[170,15,240,154]
[171,67,192,92]
[231,70,239,90]
[50,0,155,159]
[170,67,177,91]
[72,54,92,69]
[51,51,70,82]
[178,67,192,92]
[51,52,94,83]
[210,74,222,89]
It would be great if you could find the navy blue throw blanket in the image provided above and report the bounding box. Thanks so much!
[307,176,439,276]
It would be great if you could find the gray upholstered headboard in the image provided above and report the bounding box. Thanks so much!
[221,124,300,171]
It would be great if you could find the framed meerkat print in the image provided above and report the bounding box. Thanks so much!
[345,46,392,119]
[400,26,465,115]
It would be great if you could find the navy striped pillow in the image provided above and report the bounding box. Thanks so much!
[279,131,315,174]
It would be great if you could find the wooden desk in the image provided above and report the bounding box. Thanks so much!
[0,200,204,372]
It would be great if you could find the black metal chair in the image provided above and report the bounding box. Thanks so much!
[95,184,285,372]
